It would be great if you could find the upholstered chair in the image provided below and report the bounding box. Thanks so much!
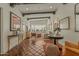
[46,44,60,56]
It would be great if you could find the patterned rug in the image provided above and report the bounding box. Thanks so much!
[25,37,46,56]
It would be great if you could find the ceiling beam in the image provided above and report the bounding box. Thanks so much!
[22,11,56,16]
[9,3,43,7]
[27,16,50,20]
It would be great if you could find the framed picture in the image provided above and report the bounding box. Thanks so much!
[10,12,21,31]
[59,17,70,30]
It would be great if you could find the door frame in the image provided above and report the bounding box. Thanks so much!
[0,7,3,54]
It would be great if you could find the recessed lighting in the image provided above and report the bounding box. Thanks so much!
[26,8,29,11]
[50,6,53,9]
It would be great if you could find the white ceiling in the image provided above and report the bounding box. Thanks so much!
[15,3,62,13]
[14,3,75,26]
[15,3,66,25]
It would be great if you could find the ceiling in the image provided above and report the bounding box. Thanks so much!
[12,3,63,15]
[10,3,70,25]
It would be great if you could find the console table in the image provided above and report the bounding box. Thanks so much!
[8,35,19,51]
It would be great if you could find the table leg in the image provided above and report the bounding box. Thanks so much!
[54,39,56,45]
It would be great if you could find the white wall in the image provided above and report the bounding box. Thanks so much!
[0,4,23,54]
[55,4,79,45]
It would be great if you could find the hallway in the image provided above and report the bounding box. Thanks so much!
[0,3,79,56]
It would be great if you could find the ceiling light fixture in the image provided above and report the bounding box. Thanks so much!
[50,6,53,9]
[26,8,29,11]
